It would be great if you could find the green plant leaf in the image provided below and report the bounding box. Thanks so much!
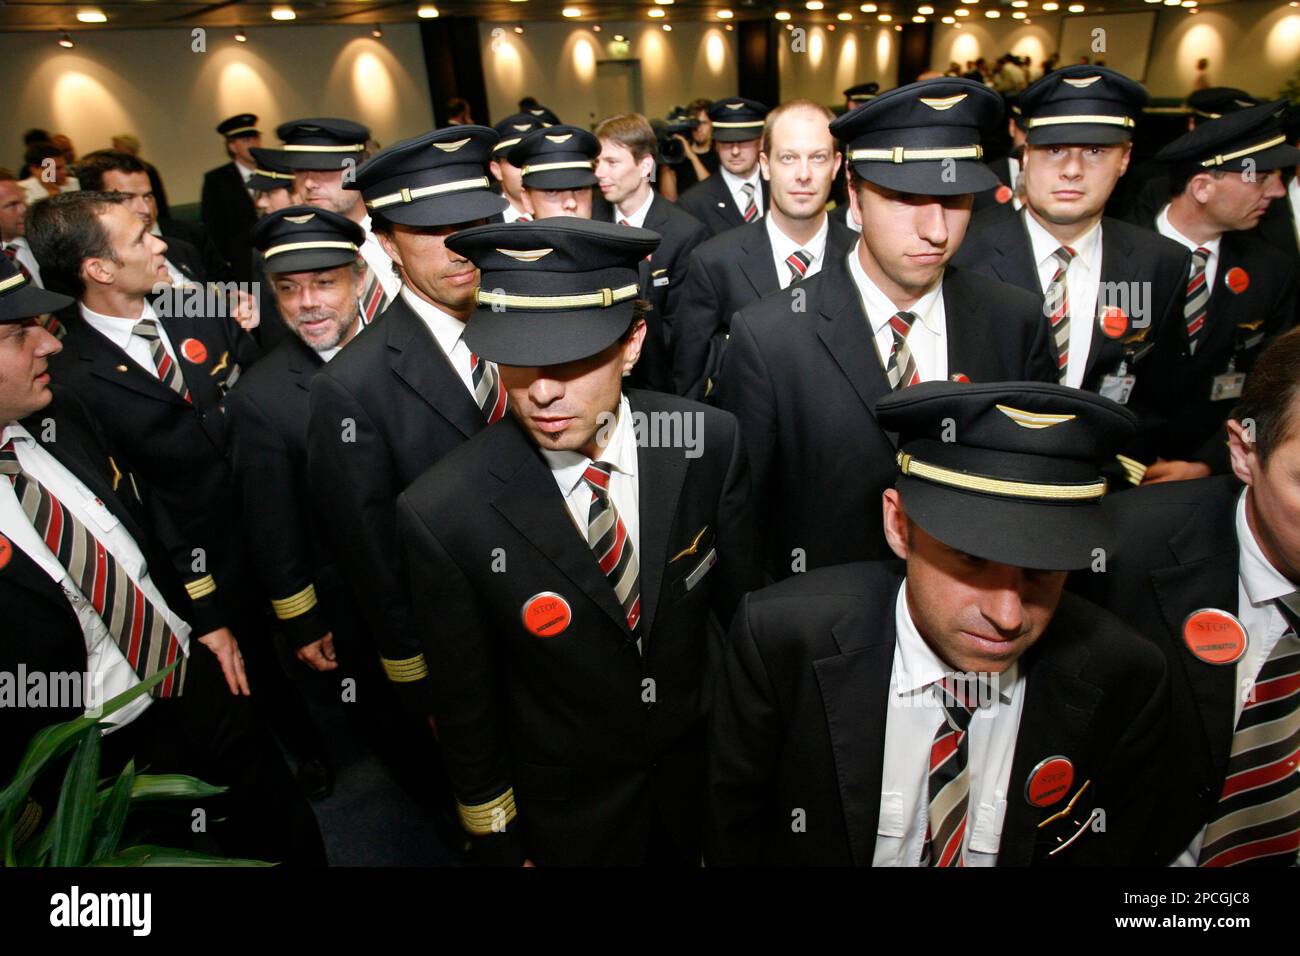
[88,759,135,863]
[49,729,101,867]
[87,844,275,867]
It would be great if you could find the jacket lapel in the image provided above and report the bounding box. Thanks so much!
[990,214,1040,291]
[488,418,634,637]
[816,258,892,419]
[67,315,191,408]
[1083,221,1133,386]
[943,270,1012,382]
[386,297,485,439]
[286,335,324,393]
[737,223,779,299]
[629,394,689,640]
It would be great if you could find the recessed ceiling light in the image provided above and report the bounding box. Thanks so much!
[417,5,439,17]
[76,9,107,23]
[235,27,248,41]
[724,22,733,29]
[655,0,674,4]
[985,8,1000,15]
[371,24,382,36]
[58,32,75,47]
[1043,2,1059,8]
[806,0,824,8]
[942,15,955,21]
[775,10,792,19]
[838,11,853,19]
[860,2,877,10]
[614,33,626,40]
[878,12,892,20]
[271,7,296,21]
[912,15,926,22]
[648,7,666,16]
[515,24,524,32]
[956,7,970,15]
[1012,11,1026,17]
[663,23,672,29]
[827,22,836,28]
[562,6,582,17]
[718,8,734,18]
[918,4,934,12]
[1067,2,1084,10]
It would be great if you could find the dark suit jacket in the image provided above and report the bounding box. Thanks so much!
[707,562,1169,865]
[952,212,1191,455]
[396,389,759,865]
[47,303,260,634]
[0,389,195,776]
[200,161,258,283]
[159,232,210,286]
[970,155,1016,217]
[307,293,488,714]
[1252,187,1300,264]
[713,260,1057,579]
[225,333,357,649]
[1143,229,1298,463]
[670,214,858,399]
[678,171,771,238]
[159,218,232,284]
[1070,476,1248,864]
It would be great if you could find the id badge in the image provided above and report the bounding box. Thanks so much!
[1210,371,1245,402]
[1099,373,1136,405]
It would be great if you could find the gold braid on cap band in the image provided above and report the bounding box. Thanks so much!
[1200,134,1286,168]
[381,653,429,683]
[711,120,765,128]
[254,168,295,181]
[271,584,318,621]
[896,451,1108,501]
[281,142,367,152]
[849,145,983,164]
[0,272,28,293]
[366,176,491,210]
[263,240,359,260]
[1025,114,1136,129]
[224,126,259,137]
[476,283,639,310]
[521,160,596,176]
[457,789,518,836]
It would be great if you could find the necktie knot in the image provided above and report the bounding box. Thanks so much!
[1193,246,1211,265]
[0,439,18,479]
[619,218,632,227]
[741,182,755,198]
[937,676,978,731]
[889,310,917,337]
[1053,245,1076,267]
[133,317,160,340]
[582,461,613,501]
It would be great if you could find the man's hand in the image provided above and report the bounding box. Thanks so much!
[231,288,260,331]
[672,133,690,148]
[296,632,338,671]
[1141,458,1212,485]
[197,627,251,695]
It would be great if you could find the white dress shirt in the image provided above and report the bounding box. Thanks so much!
[235,159,256,200]
[4,237,43,287]
[1024,212,1103,389]
[615,187,655,229]
[767,214,830,290]
[1175,489,1300,866]
[719,166,763,219]
[19,175,80,205]
[1157,203,1221,291]
[316,317,361,365]
[874,581,1025,866]
[359,213,401,300]
[540,394,640,561]
[502,202,530,224]
[0,422,192,731]
[79,299,179,375]
[847,249,948,382]
[399,285,478,398]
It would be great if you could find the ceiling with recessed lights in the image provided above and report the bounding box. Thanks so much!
[0,0,1236,32]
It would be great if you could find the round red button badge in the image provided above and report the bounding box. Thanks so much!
[1182,609,1247,665]
[995,185,1014,205]
[1225,267,1249,294]
[0,533,11,571]
[180,338,208,364]
[521,592,572,637]
[1099,306,1129,340]
[1025,755,1074,808]
[950,372,970,383]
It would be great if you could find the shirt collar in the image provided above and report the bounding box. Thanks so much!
[1237,488,1297,608]
[1023,210,1102,272]
[720,164,761,196]
[847,248,944,335]
[766,213,830,262]
[893,581,1017,703]
[1,421,33,448]
[1156,203,1222,258]
[617,188,655,228]
[79,298,154,351]
[399,284,465,359]
[539,394,638,495]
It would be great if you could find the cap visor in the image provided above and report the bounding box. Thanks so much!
[522,170,598,190]
[1243,142,1300,172]
[851,160,999,197]
[1025,124,1133,146]
[373,191,509,228]
[262,251,360,274]
[262,150,362,172]
[464,304,634,367]
[712,128,763,143]
[1,284,74,321]
[898,476,1112,571]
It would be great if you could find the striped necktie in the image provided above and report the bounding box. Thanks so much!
[469,350,507,424]
[3,243,32,282]
[785,248,813,284]
[882,311,921,390]
[582,461,640,633]
[132,318,190,402]
[1045,245,1075,383]
[740,182,759,223]
[0,440,187,698]
[924,676,978,867]
[357,259,390,326]
[1198,595,1300,867]
[1185,247,1211,356]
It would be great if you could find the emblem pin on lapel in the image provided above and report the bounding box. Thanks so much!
[1025,755,1074,808]
[1225,267,1249,294]
[0,533,12,571]
[521,591,572,637]
[180,338,208,364]
[1182,608,1247,664]
[1099,306,1129,340]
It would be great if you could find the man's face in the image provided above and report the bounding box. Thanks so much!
[760,109,841,222]
[692,112,712,146]
[499,321,645,460]
[377,220,483,318]
[296,167,364,220]
[254,187,295,216]
[93,203,169,295]
[717,137,761,177]
[228,133,261,166]
[490,157,525,205]
[596,140,651,208]
[1194,168,1287,233]
[1230,411,1300,583]
[850,178,972,303]
[521,186,592,219]
[1022,143,1131,227]
[270,263,360,352]
[100,169,156,230]
[0,319,61,422]
[883,491,1066,674]
[0,180,27,241]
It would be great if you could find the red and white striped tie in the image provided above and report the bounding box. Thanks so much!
[740,182,759,222]
[358,259,390,326]
[1045,245,1075,383]
[924,676,978,867]
[132,318,191,403]
[583,462,640,633]
[785,248,813,284]
[469,351,507,424]
[882,311,921,390]
[1184,247,1211,356]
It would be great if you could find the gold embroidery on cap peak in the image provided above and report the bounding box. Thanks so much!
[1062,75,1102,88]
[995,404,1078,429]
[919,93,967,111]
[544,133,574,144]
[496,247,554,262]
[283,213,316,224]
[433,137,471,152]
